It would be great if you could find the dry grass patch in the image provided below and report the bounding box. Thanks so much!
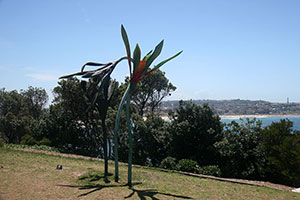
[1,148,300,200]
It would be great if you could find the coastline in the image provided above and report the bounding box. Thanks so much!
[159,114,300,120]
[220,114,300,119]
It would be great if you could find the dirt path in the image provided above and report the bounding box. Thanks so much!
[12,147,294,191]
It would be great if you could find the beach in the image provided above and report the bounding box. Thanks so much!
[220,114,300,119]
[160,114,300,120]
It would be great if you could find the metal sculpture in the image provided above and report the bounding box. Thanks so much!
[60,57,125,177]
[60,25,182,186]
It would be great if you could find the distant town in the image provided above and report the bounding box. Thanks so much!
[160,99,300,116]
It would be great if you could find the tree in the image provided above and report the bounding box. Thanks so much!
[51,78,100,155]
[127,69,176,116]
[0,88,39,143]
[133,114,171,166]
[214,118,266,179]
[0,112,29,144]
[21,86,48,119]
[53,78,89,120]
[0,89,26,117]
[117,113,170,167]
[169,101,223,166]
[262,119,300,186]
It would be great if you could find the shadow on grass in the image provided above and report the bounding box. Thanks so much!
[59,170,193,199]
[59,182,141,197]
[59,182,193,199]
[125,188,194,200]
[78,171,113,184]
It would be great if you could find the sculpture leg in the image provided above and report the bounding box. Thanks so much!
[101,120,108,177]
[126,96,133,187]
[114,84,131,182]
[114,131,119,182]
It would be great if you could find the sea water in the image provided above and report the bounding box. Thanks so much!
[221,116,300,131]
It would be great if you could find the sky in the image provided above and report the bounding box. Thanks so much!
[0,0,299,103]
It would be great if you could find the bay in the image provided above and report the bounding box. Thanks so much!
[221,116,300,131]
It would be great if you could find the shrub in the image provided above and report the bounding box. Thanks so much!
[0,138,4,147]
[169,101,223,166]
[20,134,37,145]
[160,157,177,170]
[176,159,198,173]
[4,143,61,152]
[38,137,52,146]
[0,134,6,147]
[198,165,221,177]
[261,119,300,187]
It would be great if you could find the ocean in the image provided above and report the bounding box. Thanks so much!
[221,116,300,131]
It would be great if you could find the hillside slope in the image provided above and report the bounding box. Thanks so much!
[0,148,299,200]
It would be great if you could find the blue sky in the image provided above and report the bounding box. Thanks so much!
[0,0,299,103]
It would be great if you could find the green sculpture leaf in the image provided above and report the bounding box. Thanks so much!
[142,50,153,61]
[151,50,183,72]
[121,25,132,75]
[133,44,141,74]
[145,40,164,69]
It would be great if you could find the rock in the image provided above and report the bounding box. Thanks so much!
[292,188,300,193]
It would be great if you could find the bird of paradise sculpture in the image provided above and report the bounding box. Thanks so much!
[60,25,182,186]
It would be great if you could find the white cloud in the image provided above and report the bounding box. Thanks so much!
[25,73,58,81]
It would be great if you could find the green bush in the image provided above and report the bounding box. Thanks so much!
[4,143,61,152]
[38,137,52,146]
[20,134,37,145]
[31,144,61,152]
[0,138,4,147]
[198,165,222,177]
[160,157,177,170]
[261,119,300,187]
[175,159,198,173]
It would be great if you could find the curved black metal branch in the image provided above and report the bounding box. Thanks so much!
[59,56,129,178]
[59,56,128,80]
[81,62,108,73]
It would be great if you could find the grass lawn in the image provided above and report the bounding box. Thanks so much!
[0,148,300,200]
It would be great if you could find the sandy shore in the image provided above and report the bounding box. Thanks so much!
[220,114,300,119]
[158,114,300,120]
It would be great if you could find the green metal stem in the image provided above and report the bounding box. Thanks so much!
[126,95,133,187]
[114,83,131,182]
[101,118,108,177]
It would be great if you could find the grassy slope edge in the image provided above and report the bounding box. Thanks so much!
[0,148,299,200]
